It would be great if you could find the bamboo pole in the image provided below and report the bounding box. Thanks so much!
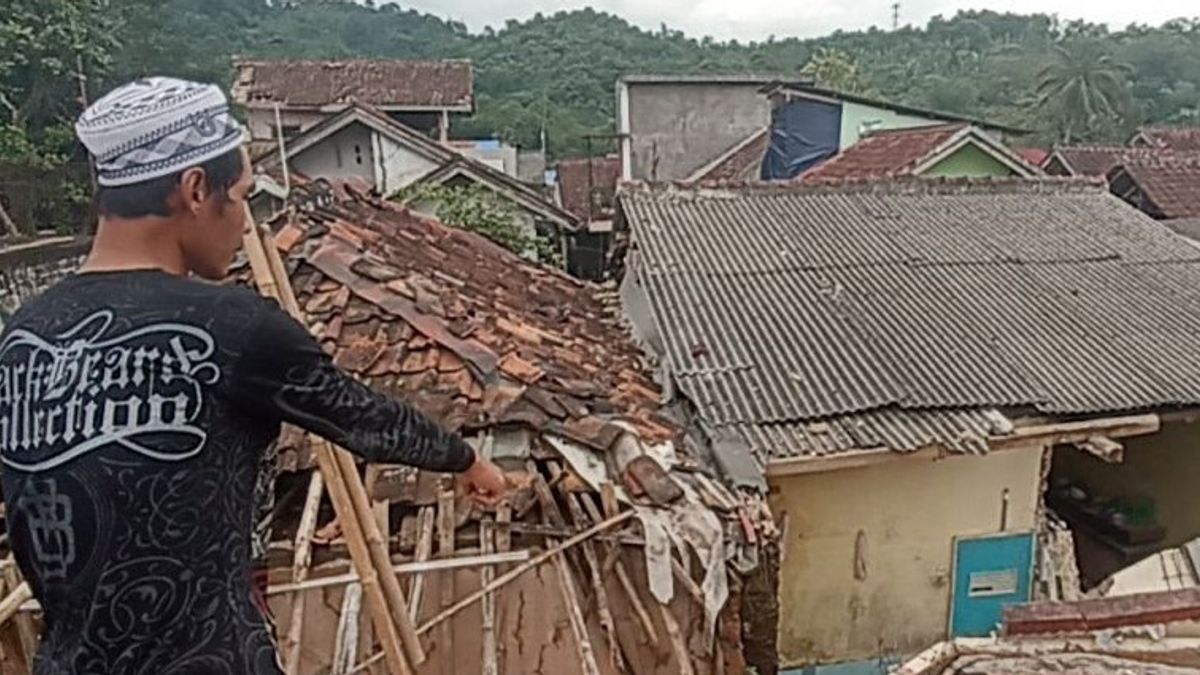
[417,511,635,636]
[351,511,637,675]
[284,470,324,674]
[480,519,498,675]
[335,449,426,666]
[242,209,412,675]
[314,443,411,675]
[406,507,435,620]
[437,488,456,675]
[332,583,363,675]
[0,559,34,661]
[567,495,625,673]
[579,495,660,647]
[254,209,426,666]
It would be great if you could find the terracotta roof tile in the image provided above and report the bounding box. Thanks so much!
[233,58,473,110]
[1049,145,1161,177]
[1110,153,1200,219]
[257,183,675,470]
[555,156,621,221]
[690,129,770,182]
[798,124,966,183]
[1136,126,1200,152]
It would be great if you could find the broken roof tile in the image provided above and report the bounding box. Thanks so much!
[248,186,678,471]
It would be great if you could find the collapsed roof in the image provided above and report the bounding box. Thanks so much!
[258,182,675,472]
[618,179,1200,461]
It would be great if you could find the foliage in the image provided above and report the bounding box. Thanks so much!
[801,48,872,94]
[1035,39,1134,143]
[394,182,558,263]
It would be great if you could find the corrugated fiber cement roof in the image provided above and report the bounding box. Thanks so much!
[621,179,1200,460]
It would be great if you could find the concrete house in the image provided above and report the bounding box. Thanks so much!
[616,74,785,182]
[232,58,474,143]
[617,179,1200,673]
[254,103,582,267]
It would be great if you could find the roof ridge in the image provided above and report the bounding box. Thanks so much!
[621,175,1105,197]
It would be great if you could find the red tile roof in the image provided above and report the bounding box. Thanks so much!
[798,124,966,183]
[1109,153,1200,219]
[232,58,473,110]
[554,156,621,221]
[1048,146,1161,177]
[690,129,769,182]
[1015,147,1048,166]
[259,182,676,470]
[1135,126,1200,152]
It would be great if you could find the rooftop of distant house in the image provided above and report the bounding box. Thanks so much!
[1108,153,1200,220]
[797,124,1037,183]
[232,57,474,111]
[555,155,622,221]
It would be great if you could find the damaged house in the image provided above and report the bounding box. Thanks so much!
[0,236,89,330]
[228,181,772,675]
[617,178,1200,673]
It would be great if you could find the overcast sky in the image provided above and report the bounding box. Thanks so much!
[397,0,1198,41]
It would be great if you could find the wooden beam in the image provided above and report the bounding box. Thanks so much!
[1077,435,1124,463]
[767,414,1161,477]
[659,603,696,675]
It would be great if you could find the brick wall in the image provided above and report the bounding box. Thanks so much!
[0,237,88,329]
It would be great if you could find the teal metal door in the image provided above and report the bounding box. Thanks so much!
[950,532,1035,637]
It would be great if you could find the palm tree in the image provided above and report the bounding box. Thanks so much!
[1035,39,1133,144]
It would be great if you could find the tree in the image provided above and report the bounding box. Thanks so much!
[800,48,872,93]
[394,183,559,264]
[1035,39,1133,143]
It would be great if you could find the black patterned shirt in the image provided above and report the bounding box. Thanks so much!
[0,269,474,674]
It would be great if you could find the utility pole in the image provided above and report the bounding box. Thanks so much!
[892,2,901,30]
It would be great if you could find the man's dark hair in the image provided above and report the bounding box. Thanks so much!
[95,148,245,219]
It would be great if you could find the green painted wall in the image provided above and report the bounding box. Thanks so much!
[838,101,941,148]
[923,143,1016,178]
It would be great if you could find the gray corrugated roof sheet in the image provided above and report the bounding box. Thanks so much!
[621,179,1200,459]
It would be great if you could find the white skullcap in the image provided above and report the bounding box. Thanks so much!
[76,77,247,187]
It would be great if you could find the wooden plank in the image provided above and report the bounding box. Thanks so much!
[437,488,456,675]
[481,519,498,675]
[406,506,436,621]
[285,470,324,674]
[332,583,364,675]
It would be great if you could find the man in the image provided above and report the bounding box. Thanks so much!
[0,77,506,674]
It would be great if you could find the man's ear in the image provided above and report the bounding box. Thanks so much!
[177,167,210,215]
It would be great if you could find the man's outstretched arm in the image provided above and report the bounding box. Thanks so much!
[231,299,505,499]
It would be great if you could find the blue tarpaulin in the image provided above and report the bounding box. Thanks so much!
[762,98,842,180]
